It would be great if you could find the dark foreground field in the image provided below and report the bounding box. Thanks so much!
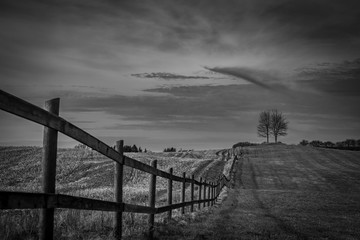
[158,145,360,239]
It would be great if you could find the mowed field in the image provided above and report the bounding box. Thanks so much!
[0,146,230,239]
[157,144,360,239]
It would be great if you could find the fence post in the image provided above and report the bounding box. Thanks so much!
[216,180,219,200]
[181,172,186,214]
[39,98,59,240]
[211,183,214,206]
[114,140,124,239]
[167,168,173,221]
[203,180,207,208]
[207,182,211,207]
[214,182,217,202]
[210,183,213,206]
[198,177,202,210]
[215,182,217,203]
[148,160,157,239]
[212,183,215,205]
[190,174,194,212]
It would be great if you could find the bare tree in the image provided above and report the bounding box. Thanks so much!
[257,110,271,143]
[270,109,288,143]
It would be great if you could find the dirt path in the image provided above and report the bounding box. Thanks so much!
[157,145,360,239]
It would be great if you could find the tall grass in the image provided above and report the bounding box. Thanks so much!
[0,147,223,239]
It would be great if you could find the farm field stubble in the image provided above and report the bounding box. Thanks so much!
[0,146,228,239]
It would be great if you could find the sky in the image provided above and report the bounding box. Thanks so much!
[0,0,360,151]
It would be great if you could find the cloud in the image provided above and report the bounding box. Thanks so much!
[205,66,288,91]
[295,58,360,96]
[131,72,210,80]
[261,0,360,42]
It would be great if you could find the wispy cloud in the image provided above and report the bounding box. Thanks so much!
[205,66,288,91]
[295,58,360,96]
[131,72,210,80]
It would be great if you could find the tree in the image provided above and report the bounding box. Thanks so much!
[131,144,138,152]
[257,110,271,143]
[270,110,288,143]
[164,147,176,152]
[344,139,356,148]
[299,140,309,146]
[124,145,138,152]
[324,141,335,148]
[310,140,323,147]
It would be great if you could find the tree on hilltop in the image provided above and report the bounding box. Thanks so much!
[257,110,271,143]
[270,110,288,143]
[257,109,288,143]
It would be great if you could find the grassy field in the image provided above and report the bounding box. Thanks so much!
[157,144,360,239]
[0,146,229,239]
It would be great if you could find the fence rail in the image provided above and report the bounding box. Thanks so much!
[0,89,236,239]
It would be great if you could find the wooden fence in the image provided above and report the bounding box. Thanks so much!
[0,89,236,239]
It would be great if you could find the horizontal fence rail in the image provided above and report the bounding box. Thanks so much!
[0,89,236,240]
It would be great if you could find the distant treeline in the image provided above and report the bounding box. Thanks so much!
[122,145,146,153]
[232,142,258,148]
[163,147,177,152]
[300,139,360,151]
[75,144,147,153]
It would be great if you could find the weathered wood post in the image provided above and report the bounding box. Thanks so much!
[215,181,217,203]
[181,172,186,214]
[216,180,219,200]
[211,183,214,206]
[207,182,211,207]
[167,168,173,221]
[39,98,59,240]
[149,160,157,239]
[212,183,215,205]
[190,174,195,212]
[203,180,207,208]
[215,179,219,200]
[198,177,202,210]
[114,140,124,239]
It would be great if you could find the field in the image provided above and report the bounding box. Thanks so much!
[156,144,360,239]
[2,144,360,239]
[0,146,231,239]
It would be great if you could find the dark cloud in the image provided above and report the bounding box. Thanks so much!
[295,58,360,96]
[205,67,286,91]
[131,72,210,80]
[262,0,360,41]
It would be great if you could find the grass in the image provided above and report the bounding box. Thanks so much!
[156,144,360,239]
[0,147,226,239]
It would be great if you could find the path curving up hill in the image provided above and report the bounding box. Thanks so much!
[158,144,360,239]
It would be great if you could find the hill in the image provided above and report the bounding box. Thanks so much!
[157,144,360,239]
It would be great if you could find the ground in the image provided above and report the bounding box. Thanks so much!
[157,144,360,240]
